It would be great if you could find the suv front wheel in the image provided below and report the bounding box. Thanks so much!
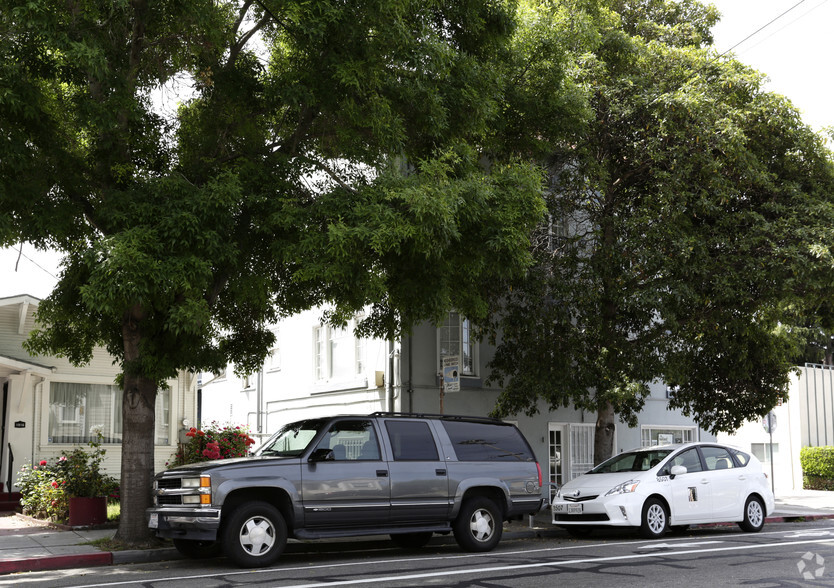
[223,501,288,567]
[453,497,503,552]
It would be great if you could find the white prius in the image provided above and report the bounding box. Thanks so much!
[551,442,775,538]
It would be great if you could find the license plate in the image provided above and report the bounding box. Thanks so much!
[567,503,583,515]
[148,513,158,529]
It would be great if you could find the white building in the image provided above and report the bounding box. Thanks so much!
[200,308,714,497]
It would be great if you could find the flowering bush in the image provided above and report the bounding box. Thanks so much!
[15,429,119,522]
[168,422,256,468]
[16,459,68,521]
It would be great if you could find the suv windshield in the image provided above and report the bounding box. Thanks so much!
[256,418,328,457]
[590,449,673,473]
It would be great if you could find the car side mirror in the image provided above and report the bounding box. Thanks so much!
[308,448,334,463]
[670,465,687,479]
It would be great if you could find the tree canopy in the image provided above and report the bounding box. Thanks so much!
[484,0,834,462]
[0,0,546,543]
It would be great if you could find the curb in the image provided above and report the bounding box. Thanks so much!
[0,552,112,575]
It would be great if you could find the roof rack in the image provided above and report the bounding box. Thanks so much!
[368,411,508,424]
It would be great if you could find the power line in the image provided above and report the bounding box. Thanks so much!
[716,0,811,59]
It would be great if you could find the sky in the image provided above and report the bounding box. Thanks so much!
[1,0,831,300]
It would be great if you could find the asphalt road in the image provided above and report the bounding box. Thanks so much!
[3,521,834,588]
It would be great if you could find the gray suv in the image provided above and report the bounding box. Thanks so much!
[148,412,544,567]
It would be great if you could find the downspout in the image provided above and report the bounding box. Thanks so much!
[408,333,413,413]
[387,340,395,412]
[256,370,264,436]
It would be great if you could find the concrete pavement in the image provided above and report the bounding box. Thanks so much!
[1,489,833,576]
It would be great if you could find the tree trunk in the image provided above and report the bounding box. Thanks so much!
[594,399,616,465]
[114,307,157,545]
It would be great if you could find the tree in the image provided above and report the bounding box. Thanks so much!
[484,0,834,462]
[0,0,544,544]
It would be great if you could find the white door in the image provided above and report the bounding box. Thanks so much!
[548,423,596,501]
[667,447,713,522]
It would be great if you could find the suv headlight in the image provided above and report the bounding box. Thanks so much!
[605,480,640,496]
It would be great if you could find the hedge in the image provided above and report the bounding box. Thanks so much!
[800,446,834,491]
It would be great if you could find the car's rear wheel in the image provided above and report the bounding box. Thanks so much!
[738,496,765,532]
[222,501,287,568]
[453,497,503,552]
[390,532,433,549]
[172,538,223,559]
[640,497,668,539]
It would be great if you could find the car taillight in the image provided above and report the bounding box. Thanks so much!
[536,462,542,487]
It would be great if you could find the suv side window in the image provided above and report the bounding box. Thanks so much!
[385,421,439,461]
[442,421,533,462]
[315,419,380,461]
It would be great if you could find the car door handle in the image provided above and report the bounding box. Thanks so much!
[376,470,388,477]
[436,469,447,476]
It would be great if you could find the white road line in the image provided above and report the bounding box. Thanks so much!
[65,535,834,588]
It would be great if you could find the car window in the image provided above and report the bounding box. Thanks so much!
[591,449,672,473]
[701,446,735,471]
[670,448,703,473]
[442,421,534,462]
[385,421,439,461]
[730,449,750,466]
[314,419,380,461]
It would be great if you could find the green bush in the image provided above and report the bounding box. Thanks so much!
[15,431,119,522]
[800,446,834,490]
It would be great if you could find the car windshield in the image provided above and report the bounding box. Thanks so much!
[589,449,673,473]
[255,418,328,457]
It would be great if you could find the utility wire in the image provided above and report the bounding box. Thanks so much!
[716,0,810,59]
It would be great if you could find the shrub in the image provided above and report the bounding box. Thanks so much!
[800,446,834,491]
[15,429,119,522]
[168,422,256,468]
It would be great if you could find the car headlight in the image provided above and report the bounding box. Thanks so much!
[605,480,640,496]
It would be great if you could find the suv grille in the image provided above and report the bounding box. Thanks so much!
[157,478,182,490]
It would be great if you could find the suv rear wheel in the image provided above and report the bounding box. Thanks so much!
[222,501,287,567]
[453,497,502,552]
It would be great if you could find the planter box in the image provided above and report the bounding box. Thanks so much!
[68,496,107,527]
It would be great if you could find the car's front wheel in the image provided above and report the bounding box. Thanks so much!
[640,497,668,539]
[738,496,765,532]
[222,501,287,568]
[453,497,503,552]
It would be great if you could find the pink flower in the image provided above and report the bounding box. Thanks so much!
[51,481,58,488]
[39,460,47,466]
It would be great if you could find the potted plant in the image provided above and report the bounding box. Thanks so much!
[56,427,117,526]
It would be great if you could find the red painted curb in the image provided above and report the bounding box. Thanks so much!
[0,552,112,575]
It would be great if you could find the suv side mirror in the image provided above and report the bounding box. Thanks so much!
[308,448,334,463]
[670,465,687,479]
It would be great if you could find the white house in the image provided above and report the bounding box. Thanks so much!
[200,307,715,498]
[0,295,197,492]
[719,364,834,493]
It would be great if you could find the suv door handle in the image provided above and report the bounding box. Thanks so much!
[376,470,388,477]
[436,469,447,476]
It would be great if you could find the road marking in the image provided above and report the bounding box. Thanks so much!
[66,537,834,588]
[785,530,834,538]
[637,541,725,549]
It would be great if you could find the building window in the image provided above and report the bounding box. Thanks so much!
[314,320,367,383]
[438,311,476,376]
[751,443,778,462]
[314,326,325,380]
[641,426,696,447]
[267,327,281,371]
[48,382,170,445]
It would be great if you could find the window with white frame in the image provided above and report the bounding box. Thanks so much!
[640,425,696,447]
[438,311,476,376]
[267,327,281,371]
[314,321,367,383]
[48,382,170,445]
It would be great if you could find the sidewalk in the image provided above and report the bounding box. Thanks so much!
[2,490,833,576]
